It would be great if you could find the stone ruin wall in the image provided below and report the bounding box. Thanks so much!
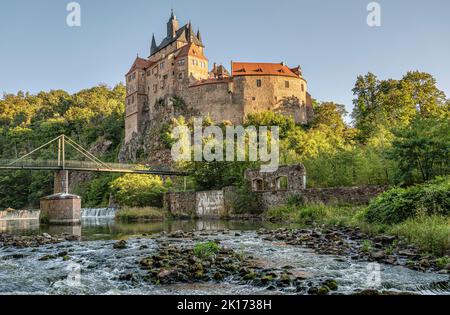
[163,185,388,219]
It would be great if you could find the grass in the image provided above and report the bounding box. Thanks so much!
[265,202,450,258]
[115,207,167,222]
[193,241,221,259]
[389,215,450,256]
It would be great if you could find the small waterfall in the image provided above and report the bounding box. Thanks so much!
[0,210,40,221]
[81,208,116,218]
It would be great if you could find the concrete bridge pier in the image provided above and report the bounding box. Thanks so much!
[40,170,82,225]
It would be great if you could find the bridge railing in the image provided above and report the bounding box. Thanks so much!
[0,159,142,171]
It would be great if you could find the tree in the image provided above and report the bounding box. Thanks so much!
[352,71,448,142]
[109,174,168,207]
[387,116,450,184]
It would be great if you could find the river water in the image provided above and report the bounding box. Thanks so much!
[0,217,449,295]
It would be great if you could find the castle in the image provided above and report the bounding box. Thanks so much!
[125,11,313,143]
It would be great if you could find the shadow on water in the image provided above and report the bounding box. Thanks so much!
[0,217,295,241]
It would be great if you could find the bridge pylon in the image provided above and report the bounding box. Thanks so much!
[40,170,81,225]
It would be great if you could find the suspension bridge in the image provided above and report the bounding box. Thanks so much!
[0,134,186,176]
[0,135,187,225]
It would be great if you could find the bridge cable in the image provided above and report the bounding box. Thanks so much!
[7,135,62,166]
[64,136,113,170]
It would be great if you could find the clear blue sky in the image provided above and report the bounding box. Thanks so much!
[1,0,449,117]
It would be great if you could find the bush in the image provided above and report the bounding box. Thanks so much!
[115,207,167,222]
[110,174,168,207]
[193,241,221,259]
[365,176,450,224]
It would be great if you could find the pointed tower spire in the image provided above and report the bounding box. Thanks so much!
[167,10,179,38]
[187,21,195,42]
[196,28,203,44]
[151,33,157,55]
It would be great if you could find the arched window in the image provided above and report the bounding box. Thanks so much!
[252,179,264,192]
[276,176,288,190]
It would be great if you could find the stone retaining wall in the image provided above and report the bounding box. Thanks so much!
[260,186,388,210]
[0,210,40,221]
[163,191,197,218]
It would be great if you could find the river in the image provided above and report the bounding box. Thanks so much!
[0,216,449,295]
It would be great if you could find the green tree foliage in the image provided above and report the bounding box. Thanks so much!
[352,71,448,142]
[245,111,295,138]
[365,176,450,225]
[109,174,168,207]
[0,84,125,208]
[387,116,450,184]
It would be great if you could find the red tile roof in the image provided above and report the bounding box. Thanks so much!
[126,57,155,76]
[232,62,299,78]
[176,43,208,61]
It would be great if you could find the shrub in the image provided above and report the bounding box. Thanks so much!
[436,256,450,269]
[287,194,304,206]
[264,205,297,222]
[193,241,221,259]
[365,176,450,224]
[297,204,327,224]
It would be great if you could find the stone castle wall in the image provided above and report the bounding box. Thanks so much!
[182,81,244,124]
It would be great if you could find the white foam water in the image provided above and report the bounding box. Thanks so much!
[81,208,116,218]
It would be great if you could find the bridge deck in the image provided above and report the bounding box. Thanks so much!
[0,159,187,176]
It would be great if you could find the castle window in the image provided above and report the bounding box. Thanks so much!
[147,70,151,76]
[178,72,183,80]
[256,79,262,87]
[301,84,304,92]
[276,176,289,191]
[252,179,264,192]
[178,59,185,66]
[160,62,165,69]
[252,97,256,101]
[285,81,290,88]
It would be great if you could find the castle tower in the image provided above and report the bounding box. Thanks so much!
[167,9,179,38]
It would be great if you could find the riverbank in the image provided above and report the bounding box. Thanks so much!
[264,203,450,268]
